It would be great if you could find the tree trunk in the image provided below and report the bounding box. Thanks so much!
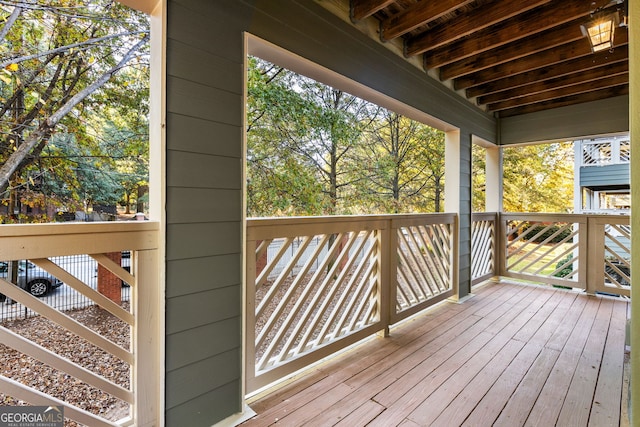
[136,184,148,214]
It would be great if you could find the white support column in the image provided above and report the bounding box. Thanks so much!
[445,130,461,213]
[574,141,582,213]
[485,145,502,212]
[445,130,461,299]
[629,0,639,424]
[129,1,165,425]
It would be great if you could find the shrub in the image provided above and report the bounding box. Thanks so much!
[521,223,573,244]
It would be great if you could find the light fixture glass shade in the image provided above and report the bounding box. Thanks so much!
[581,12,620,52]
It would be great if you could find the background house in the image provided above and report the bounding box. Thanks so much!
[574,134,631,214]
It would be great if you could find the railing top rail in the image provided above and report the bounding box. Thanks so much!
[0,221,160,260]
[247,213,457,240]
[471,212,499,220]
[247,212,456,225]
[499,212,631,221]
[0,220,159,237]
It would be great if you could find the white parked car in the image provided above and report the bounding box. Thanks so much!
[0,260,63,297]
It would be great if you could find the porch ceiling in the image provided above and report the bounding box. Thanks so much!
[342,0,629,118]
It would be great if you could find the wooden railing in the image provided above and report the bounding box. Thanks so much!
[1,213,626,419]
[471,212,497,285]
[471,213,631,297]
[0,222,161,426]
[245,214,457,392]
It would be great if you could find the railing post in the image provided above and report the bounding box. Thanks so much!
[133,248,162,426]
[245,238,257,390]
[452,213,460,299]
[497,213,507,277]
[492,212,500,278]
[377,221,392,337]
[585,216,603,296]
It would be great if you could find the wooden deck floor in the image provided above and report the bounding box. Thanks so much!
[241,281,629,426]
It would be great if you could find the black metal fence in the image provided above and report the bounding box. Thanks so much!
[0,255,131,322]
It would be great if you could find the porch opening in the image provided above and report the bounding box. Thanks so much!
[245,34,464,396]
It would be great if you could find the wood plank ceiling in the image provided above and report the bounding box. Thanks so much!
[347,0,629,118]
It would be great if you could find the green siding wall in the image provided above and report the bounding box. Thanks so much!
[580,164,630,189]
[165,0,249,423]
[500,96,629,145]
[458,132,473,297]
[165,0,494,424]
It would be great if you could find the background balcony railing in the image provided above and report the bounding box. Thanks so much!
[581,138,630,166]
[0,221,161,427]
[245,214,457,393]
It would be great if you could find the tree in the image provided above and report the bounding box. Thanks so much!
[246,57,326,216]
[0,1,149,219]
[247,58,375,216]
[472,143,486,212]
[502,142,574,212]
[298,84,373,214]
[246,57,449,217]
[356,110,445,213]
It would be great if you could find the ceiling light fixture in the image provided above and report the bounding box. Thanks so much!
[581,11,620,52]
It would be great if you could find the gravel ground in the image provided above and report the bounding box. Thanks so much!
[0,304,131,426]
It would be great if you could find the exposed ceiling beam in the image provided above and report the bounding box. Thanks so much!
[335,0,630,117]
[488,74,628,111]
[423,0,613,69]
[439,18,586,80]
[350,0,397,21]
[453,29,629,90]
[498,85,629,117]
[466,45,629,98]
[478,62,629,105]
[379,0,473,41]
[405,0,551,56]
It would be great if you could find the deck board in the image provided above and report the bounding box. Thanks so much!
[242,281,629,427]
[589,294,628,427]
[525,296,601,426]
[556,299,613,426]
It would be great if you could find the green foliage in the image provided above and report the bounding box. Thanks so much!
[502,143,574,213]
[554,254,573,278]
[246,57,446,218]
[520,223,573,244]
[474,142,574,213]
[353,111,445,213]
[0,1,149,221]
[247,57,575,218]
[472,144,486,212]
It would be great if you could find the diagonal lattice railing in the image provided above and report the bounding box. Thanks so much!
[500,213,630,296]
[253,230,380,372]
[588,216,631,297]
[502,214,586,289]
[246,212,630,394]
[471,213,497,285]
[582,141,612,166]
[394,222,453,314]
[246,214,456,392]
[0,222,161,426]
